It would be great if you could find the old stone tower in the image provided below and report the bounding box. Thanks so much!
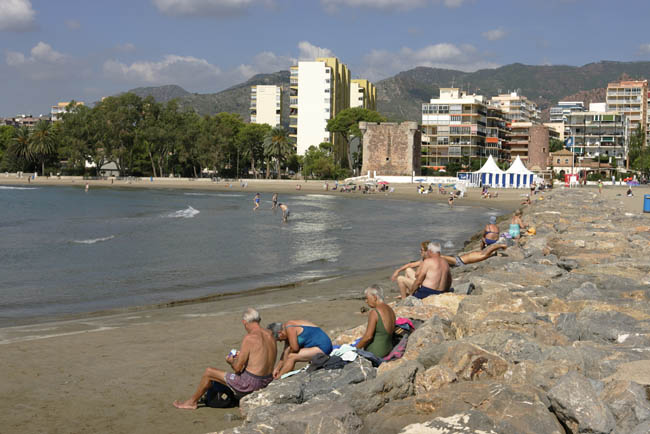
[359,121,421,176]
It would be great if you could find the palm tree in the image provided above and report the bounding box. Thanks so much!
[10,126,32,170]
[263,126,293,179]
[30,120,57,176]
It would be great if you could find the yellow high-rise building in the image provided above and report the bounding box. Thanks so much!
[350,79,376,111]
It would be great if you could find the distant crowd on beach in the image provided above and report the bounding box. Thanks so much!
[172,207,535,410]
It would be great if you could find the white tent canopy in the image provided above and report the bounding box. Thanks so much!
[471,155,505,187]
[504,156,536,188]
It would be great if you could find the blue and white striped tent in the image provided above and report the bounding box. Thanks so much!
[473,155,505,188]
[505,156,536,188]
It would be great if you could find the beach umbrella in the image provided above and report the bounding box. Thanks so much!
[377,181,389,185]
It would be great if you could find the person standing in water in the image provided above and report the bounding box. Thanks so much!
[278,203,290,222]
[271,193,278,209]
[253,193,261,211]
[85,183,89,192]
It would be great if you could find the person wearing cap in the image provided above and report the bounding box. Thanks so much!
[481,216,500,249]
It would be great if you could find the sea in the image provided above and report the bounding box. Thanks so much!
[0,185,501,327]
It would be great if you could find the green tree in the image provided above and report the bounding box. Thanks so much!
[549,138,564,153]
[629,124,646,168]
[0,125,14,169]
[237,123,271,178]
[30,120,58,176]
[9,126,32,171]
[326,107,386,170]
[263,126,293,179]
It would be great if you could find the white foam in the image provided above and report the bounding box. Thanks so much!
[73,235,115,244]
[184,192,207,196]
[443,241,454,248]
[215,194,243,197]
[166,206,200,218]
[0,186,38,190]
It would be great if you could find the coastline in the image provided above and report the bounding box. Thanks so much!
[2,182,647,433]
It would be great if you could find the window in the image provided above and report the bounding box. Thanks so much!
[565,159,569,164]
[325,108,330,112]
[557,159,560,163]
[324,88,330,93]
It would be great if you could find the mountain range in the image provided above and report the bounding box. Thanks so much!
[124,61,650,124]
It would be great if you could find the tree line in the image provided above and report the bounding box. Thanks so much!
[0,93,385,180]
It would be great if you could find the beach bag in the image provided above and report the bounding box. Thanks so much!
[202,381,238,408]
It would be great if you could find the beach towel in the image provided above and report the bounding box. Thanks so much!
[383,335,409,362]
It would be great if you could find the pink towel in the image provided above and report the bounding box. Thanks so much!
[395,317,414,329]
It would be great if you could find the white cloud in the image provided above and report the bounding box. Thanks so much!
[151,0,271,17]
[0,0,36,31]
[320,0,467,11]
[482,27,507,41]
[358,42,498,81]
[640,44,650,55]
[103,55,222,86]
[297,41,334,60]
[65,19,81,30]
[6,41,66,66]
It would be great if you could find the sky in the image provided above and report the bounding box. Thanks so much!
[2,0,650,117]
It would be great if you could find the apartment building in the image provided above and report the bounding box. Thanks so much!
[508,123,555,169]
[563,111,627,167]
[250,85,281,127]
[421,88,489,168]
[606,80,648,146]
[350,79,376,110]
[289,57,351,155]
[549,101,585,122]
[489,91,541,123]
[486,106,510,161]
[51,101,84,122]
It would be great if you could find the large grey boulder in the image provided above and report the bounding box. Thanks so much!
[464,330,545,363]
[399,410,498,434]
[220,399,363,434]
[567,281,603,300]
[600,380,650,433]
[239,358,375,418]
[548,371,616,434]
[346,360,421,415]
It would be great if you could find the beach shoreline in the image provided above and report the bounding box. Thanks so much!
[2,182,648,433]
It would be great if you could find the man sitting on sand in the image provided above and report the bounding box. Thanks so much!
[441,243,507,267]
[408,242,452,299]
[173,308,276,409]
[391,241,429,299]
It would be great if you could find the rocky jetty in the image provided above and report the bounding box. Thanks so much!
[220,189,650,433]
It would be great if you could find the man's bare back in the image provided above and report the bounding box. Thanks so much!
[420,255,452,291]
[239,327,276,376]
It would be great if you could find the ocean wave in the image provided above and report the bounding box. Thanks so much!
[73,235,115,244]
[184,192,207,196]
[443,241,454,249]
[0,186,38,190]
[166,206,200,218]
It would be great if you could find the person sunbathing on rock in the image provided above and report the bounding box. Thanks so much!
[173,308,276,409]
[356,285,396,359]
[408,241,452,299]
[441,243,507,268]
[267,320,333,378]
[391,240,430,299]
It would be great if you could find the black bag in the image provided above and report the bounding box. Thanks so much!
[202,381,238,408]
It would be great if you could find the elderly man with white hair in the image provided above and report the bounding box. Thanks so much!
[173,308,277,409]
[356,285,396,358]
[409,241,452,299]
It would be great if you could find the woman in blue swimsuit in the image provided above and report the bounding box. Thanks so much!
[267,320,333,378]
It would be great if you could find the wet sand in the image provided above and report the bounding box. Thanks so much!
[1,179,647,434]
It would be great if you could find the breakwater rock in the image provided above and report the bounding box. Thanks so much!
[221,189,650,433]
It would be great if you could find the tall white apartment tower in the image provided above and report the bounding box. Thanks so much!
[250,85,281,127]
[290,57,351,155]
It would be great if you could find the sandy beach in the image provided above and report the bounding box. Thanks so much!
[1,178,648,434]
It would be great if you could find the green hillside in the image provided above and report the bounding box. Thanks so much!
[123,61,650,124]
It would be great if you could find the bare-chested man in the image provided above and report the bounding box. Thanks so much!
[409,241,452,299]
[278,203,290,222]
[173,308,276,409]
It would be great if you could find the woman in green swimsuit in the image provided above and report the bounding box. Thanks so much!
[357,285,396,358]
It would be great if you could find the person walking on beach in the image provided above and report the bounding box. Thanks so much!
[253,193,261,211]
[173,308,276,410]
[598,180,603,195]
[409,242,452,299]
[278,203,290,222]
[271,193,278,209]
